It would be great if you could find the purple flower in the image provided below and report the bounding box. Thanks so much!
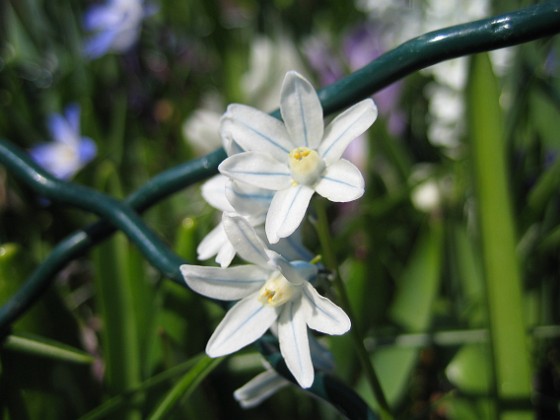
[342,24,383,71]
[303,36,344,86]
[83,0,156,59]
[30,105,96,179]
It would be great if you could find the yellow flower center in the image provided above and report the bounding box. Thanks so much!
[258,271,298,307]
[288,147,325,186]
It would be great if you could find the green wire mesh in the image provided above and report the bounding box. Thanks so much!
[1,1,559,418]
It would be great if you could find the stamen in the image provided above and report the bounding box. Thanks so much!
[288,147,325,186]
[257,271,299,307]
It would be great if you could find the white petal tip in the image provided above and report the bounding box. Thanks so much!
[296,374,314,389]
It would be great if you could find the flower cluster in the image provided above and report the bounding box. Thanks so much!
[180,71,377,390]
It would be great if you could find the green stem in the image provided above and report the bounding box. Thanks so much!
[147,356,224,420]
[314,199,393,420]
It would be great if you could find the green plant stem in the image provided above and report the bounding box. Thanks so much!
[314,199,393,420]
[78,355,206,420]
[147,356,223,420]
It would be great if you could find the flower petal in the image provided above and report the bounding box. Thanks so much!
[84,29,118,59]
[233,368,290,408]
[318,99,377,164]
[180,264,267,300]
[215,241,236,268]
[225,179,273,218]
[280,71,324,149]
[221,104,292,161]
[301,283,350,335]
[222,214,270,267]
[83,5,121,31]
[29,143,79,180]
[77,137,97,163]
[219,152,291,191]
[64,104,81,134]
[269,254,317,286]
[277,299,314,388]
[201,175,234,212]
[197,223,228,261]
[206,292,278,357]
[270,231,314,262]
[265,185,314,244]
[47,113,77,146]
[315,159,364,202]
[182,109,223,154]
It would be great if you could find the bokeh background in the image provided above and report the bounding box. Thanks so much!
[1,0,560,418]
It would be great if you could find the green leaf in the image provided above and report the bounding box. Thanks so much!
[366,347,417,408]
[147,356,224,420]
[389,220,443,332]
[446,344,491,393]
[467,53,532,417]
[78,355,205,420]
[4,2,40,65]
[175,217,198,262]
[365,220,443,408]
[92,162,142,419]
[452,225,486,328]
[2,333,94,364]
[527,156,560,216]
[444,344,495,419]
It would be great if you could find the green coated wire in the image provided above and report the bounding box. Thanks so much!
[1,1,560,418]
[0,147,226,335]
[316,0,560,115]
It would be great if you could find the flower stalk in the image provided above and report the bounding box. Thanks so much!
[314,198,393,420]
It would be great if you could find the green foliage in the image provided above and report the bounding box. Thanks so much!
[1,0,560,419]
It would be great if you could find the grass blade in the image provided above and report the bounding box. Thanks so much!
[147,356,224,420]
[467,53,532,418]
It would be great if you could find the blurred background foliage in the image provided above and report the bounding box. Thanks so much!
[1,0,560,418]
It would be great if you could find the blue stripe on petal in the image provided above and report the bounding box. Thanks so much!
[223,216,270,267]
[280,187,301,225]
[238,120,291,154]
[287,302,305,373]
[237,226,268,264]
[187,275,263,286]
[221,304,267,343]
[296,84,309,147]
[228,170,290,177]
[225,185,275,202]
[303,286,338,322]
[321,175,360,189]
[320,122,354,159]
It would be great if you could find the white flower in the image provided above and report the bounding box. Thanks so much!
[234,335,335,408]
[219,71,378,243]
[182,109,223,155]
[180,214,350,388]
[197,175,272,267]
[234,364,290,408]
[197,175,313,267]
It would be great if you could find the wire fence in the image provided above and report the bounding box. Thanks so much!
[1,1,560,418]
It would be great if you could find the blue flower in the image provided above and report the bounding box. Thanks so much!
[30,105,96,180]
[83,0,156,59]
